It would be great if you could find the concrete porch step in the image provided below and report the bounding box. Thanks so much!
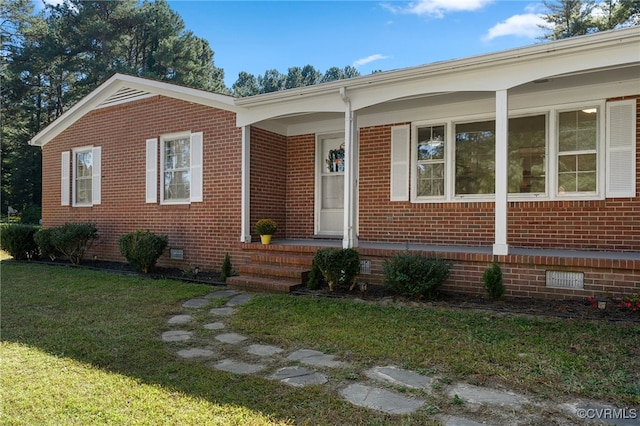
[226,275,303,294]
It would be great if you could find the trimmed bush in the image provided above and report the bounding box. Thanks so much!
[0,225,39,260]
[20,205,42,225]
[34,228,59,260]
[51,223,98,265]
[382,253,450,299]
[118,230,168,273]
[306,260,323,289]
[483,262,505,300]
[311,248,360,292]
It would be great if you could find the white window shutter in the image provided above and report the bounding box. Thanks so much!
[61,151,70,206]
[606,100,636,198]
[190,132,203,202]
[91,146,101,205]
[146,138,158,203]
[390,125,410,201]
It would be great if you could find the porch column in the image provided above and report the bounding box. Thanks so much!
[493,89,509,255]
[341,88,359,249]
[240,125,251,243]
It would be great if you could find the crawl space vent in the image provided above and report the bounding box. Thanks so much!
[360,260,372,274]
[546,271,584,289]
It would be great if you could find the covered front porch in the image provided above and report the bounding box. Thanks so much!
[226,238,640,300]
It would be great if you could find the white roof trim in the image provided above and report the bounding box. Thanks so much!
[30,74,241,147]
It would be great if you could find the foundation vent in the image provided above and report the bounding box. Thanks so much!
[170,248,184,260]
[546,270,584,289]
[360,260,372,274]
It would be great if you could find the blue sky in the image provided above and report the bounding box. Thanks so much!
[166,0,550,87]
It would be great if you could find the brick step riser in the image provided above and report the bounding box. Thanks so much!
[237,265,309,282]
[249,254,314,268]
[226,276,301,294]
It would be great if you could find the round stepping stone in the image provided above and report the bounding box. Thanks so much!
[447,383,528,408]
[226,294,252,306]
[247,344,284,357]
[167,314,192,325]
[287,349,346,368]
[176,348,216,359]
[210,359,265,375]
[203,321,225,330]
[209,307,234,316]
[270,366,327,387]
[182,298,210,308]
[340,383,424,414]
[206,290,241,299]
[161,330,193,342]
[365,366,431,390]
[215,333,248,344]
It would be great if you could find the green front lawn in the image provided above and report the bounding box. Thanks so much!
[1,261,638,425]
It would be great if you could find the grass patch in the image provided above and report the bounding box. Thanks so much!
[1,262,440,425]
[228,295,640,405]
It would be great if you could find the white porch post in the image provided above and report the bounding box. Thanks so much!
[240,125,251,243]
[341,88,358,249]
[493,89,509,255]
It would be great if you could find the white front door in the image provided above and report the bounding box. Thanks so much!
[316,134,344,236]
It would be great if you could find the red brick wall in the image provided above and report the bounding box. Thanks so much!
[250,127,287,239]
[41,95,245,271]
[285,133,316,238]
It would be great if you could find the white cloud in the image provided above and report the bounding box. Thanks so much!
[353,54,390,68]
[483,13,547,41]
[382,0,493,18]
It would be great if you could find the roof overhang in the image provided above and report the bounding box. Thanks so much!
[29,74,240,147]
[235,26,640,127]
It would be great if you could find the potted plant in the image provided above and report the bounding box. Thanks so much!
[255,219,277,244]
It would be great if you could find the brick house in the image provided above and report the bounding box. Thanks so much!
[30,27,640,299]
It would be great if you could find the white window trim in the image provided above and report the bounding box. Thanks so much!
[411,121,447,202]
[71,146,95,207]
[160,131,192,205]
[408,101,608,203]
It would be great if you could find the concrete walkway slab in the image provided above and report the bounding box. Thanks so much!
[209,307,234,316]
[210,359,265,375]
[226,294,252,306]
[167,314,192,324]
[270,366,328,387]
[161,330,193,342]
[365,366,432,390]
[287,349,346,368]
[176,348,216,359]
[247,344,284,357]
[203,321,225,330]
[206,289,241,299]
[215,333,248,344]
[340,383,425,414]
[182,298,210,308]
[448,383,528,408]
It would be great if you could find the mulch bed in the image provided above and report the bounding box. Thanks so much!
[29,259,640,323]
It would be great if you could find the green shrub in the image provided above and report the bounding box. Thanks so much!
[311,248,360,292]
[34,228,59,260]
[382,253,450,299]
[20,205,42,225]
[483,262,505,300]
[50,223,98,265]
[307,260,323,289]
[118,230,168,273]
[0,225,39,260]
[220,252,233,282]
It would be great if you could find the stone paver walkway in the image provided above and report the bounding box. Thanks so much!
[162,290,636,425]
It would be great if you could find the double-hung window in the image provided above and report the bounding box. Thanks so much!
[557,108,598,194]
[146,131,203,205]
[416,125,446,197]
[61,146,101,207]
